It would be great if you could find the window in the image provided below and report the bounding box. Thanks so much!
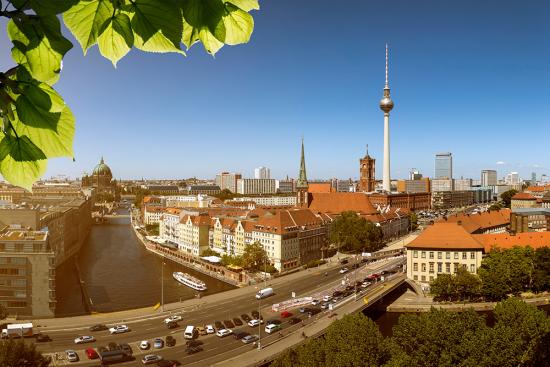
[421,275,426,282]
[437,263,442,273]
[429,263,434,273]
[413,275,418,280]
[437,252,442,260]
[454,252,459,260]
[454,263,459,273]
[421,263,426,272]
[421,251,426,259]
[429,252,434,259]
[446,252,450,259]
[462,252,467,260]
[470,264,476,273]
[413,250,418,258]
[413,263,418,271]
[446,263,451,273]
[471,252,476,260]
[429,276,434,282]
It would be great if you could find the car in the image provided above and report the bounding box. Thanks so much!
[322,295,332,302]
[248,319,261,327]
[345,285,354,292]
[186,340,203,347]
[139,340,150,350]
[288,317,301,325]
[85,348,99,359]
[241,314,251,322]
[311,299,320,306]
[320,302,329,310]
[109,325,130,334]
[308,308,321,316]
[339,259,349,265]
[242,334,259,344]
[280,311,292,318]
[156,360,178,367]
[153,338,164,349]
[165,335,176,347]
[332,291,343,298]
[74,335,95,344]
[166,321,178,329]
[251,310,260,319]
[265,323,282,334]
[205,325,215,334]
[361,281,370,288]
[266,319,282,326]
[196,326,207,335]
[97,346,108,354]
[66,350,79,362]
[35,334,51,342]
[141,354,163,364]
[233,317,243,326]
[216,328,233,337]
[120,343,133,355]
[223,320,235,329]
[233,331,249,340]
[339,267,349,274]
[164,315,182,324]
[186,346,203,354]
[108,342,120,351]
[299,307,309,313]
[89,324,108,332]
[352,263,360,269]
[214,321,224,330]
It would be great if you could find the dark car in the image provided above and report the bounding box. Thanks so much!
[266,319,282,325]
[156,361,178,367]
[165,336,176,347]
[233,331,249,340]
[35,334,51,342]
[241,314,251,323]
[251,310,260,319]
[352,263,360,269]
[108,342,120,351]
[120,343,132,355]
[299,307,311,314]
[233,317,243,326]
[166,321,178,329]
[214,321,224,330]
[223,320,235,329]
[332,290,343,298]
[186,340,203,347]
[97,346,108,354]
[307,308,321,316]
[186,346,203,355]
[339,259,348,265]
[288,317,301,325]
[89,324,108,332]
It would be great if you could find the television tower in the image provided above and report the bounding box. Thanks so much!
[379,44,394,192]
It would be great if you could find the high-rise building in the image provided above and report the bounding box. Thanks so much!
[236,179,277,195]
[358,146,376,192]
[481,170,497,186]
[380,44,394,192]
[254,166,271,179]
[215,172,242,193]
[432,178,454,192]
[531,172,537,183]
[409,169,422,180]
[435,152,453,179]
[454,178,472,191]
[505,172,520,185]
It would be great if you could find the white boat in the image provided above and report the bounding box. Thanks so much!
[172,272,207,291]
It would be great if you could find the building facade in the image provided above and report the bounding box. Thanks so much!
[230,196,297,207]
[215,172,242,193]
[434,152,453,179]
[481,170,497,187]
[236,179,277,195]
[396,178,431,193]
[358,149,376,192]
[254,167,271,179]
[432,178,454,192]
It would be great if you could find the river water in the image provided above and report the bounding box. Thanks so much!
[55,209,235,317]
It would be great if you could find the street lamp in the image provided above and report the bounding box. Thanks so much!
[161,257,165,312]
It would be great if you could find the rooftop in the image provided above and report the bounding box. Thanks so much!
[406,222,484,250]
[0,230,47,242]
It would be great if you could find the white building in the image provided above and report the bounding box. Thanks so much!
[164,194,214,208]
[431,178,454,192]
[236,179,277,195]
[231,196,297,206]
[215,172,242,193]
[254,166,271,179]
[481,170,497,187]
[454,179,472,191]
[505,172,520,185]
[144,206,164,225]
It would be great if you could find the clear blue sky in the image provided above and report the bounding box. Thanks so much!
[1,0,549,182]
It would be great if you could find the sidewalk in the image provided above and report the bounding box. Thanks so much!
[25,257,344,331]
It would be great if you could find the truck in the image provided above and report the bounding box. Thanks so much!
[1,323,34,338]
[255,287,274,300]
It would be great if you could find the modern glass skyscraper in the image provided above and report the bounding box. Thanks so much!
[434,152,453,179]
[481,170,497,186]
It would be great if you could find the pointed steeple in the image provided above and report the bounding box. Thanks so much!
[296,138,308,188]
[100,156,104,164]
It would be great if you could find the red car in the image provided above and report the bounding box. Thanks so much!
[85,348,99,359]
[280,311,292,318]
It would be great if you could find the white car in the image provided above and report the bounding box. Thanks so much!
[65,350,78,362]
[205,325,215,334]
[74,335,95,344]
[141,354,162,364]
[139,340,150,350]
[322,295,332,302]
[164,315,182,324]
[247,319,262,327]
[216,328,233,337]
[109,325,130,334]
[311,299,320,306]
[339,267,349,274]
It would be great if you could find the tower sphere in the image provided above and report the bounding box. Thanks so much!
[379,96,394,113]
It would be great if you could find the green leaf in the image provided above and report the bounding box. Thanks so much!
[63,0,114,54]
[0,134,47,191]
[180,0,225,54]
[10,0,79,15]
[125,0,184,55]
[198,27,224,55]
[217,3,254,45]
[98,13,134,66]
[7,17,72,84]
[223,0,259,11]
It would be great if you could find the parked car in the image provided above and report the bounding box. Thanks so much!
[216,328,233,337]
[186,346,203,354]
[233,331,249,340]
[186,340,203,347]
[205,325,215,334]
[141,354,163,365]
[311,299,320,306]
[214,321,224,330]
[65,350,79,362]
[166,321,178,329]
[139,340,150,350]
[164,315,182,324]
[241,314,251,322]
[89,324,108,332]
[265,323,282,334]
[251,310,260,319]
[248,319,261,327]
[288,317,301,325]
[109,325,130,334]
[35,334,51,342]
[108,342,120,351]
[196,326,207,336]
[266,319,282,326]
[280,311,292,318]
[97,346,108,354]
[233,317,243,326]
[85,348,98,360]
[120,343,132,355]
[74,335,95,344]
[223,320,235,329]
[308,308,321,316]
[165,335,176,347]
[242,334,259,344]
[153,338,164,349]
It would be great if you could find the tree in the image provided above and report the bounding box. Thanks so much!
[241,241,268,271]
[409,212,418,231]
[330,211,383,253]
[0,338,50,366]
[431,267,482,302]
[0,304,7,320]
[532,247,550,293]
[213,189,241,202]
[488,202,503,211]
[500,189,518,208]
[0,0,259,190]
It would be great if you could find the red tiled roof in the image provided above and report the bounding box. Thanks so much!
[307,192,377,215]
[512,192,536,200]
[525,185,550,193]
[252,208,326,235]
[474,232,550,252]
[307,183,334,193]
[441,209,510,233]
[406,222,484,250]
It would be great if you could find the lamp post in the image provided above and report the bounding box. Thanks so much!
[161,257,165,312]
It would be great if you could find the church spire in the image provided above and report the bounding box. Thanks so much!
[296,138,308,188]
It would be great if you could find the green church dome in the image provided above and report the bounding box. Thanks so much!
[92,157,112,177]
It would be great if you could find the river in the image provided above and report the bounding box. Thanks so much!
[55,208,235,317]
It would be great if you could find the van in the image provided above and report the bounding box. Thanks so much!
[255,287,274,300]
[264,323,282,334]
[184,325,195,339]
[99,350,129,365]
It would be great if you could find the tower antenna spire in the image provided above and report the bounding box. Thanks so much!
[385,43,389,88]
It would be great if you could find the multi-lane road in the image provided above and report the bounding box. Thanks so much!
[38,256,405,366]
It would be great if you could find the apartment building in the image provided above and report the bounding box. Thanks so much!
[236,179,277,195]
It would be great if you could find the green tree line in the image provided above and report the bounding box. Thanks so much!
[329,211,384,253]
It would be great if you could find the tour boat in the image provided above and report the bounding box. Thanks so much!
[172,272,207,291]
